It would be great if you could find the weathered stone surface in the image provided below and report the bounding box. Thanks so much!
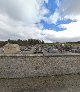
[0,54,80,78]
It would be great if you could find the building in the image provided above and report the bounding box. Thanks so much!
[3,43,20,54]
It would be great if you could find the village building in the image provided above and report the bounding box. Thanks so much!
[3,43,20,54]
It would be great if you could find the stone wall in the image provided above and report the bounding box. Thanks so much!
[0,54,80,78]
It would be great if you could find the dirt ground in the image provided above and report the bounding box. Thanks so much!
[0,74,80,92]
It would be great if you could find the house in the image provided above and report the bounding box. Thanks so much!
[3,43,20,54]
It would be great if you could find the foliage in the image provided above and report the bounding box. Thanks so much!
[0,39,44,47]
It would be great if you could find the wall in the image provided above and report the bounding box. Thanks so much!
[0,53,80,78]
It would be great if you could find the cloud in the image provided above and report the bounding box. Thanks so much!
[0,0,44,23]
[0,13,43,40]
[48,10,59,24]
[42,24,80,42]
[0,0,48,41]
[42,0,80,43]
[0,0,80,43]
[59,0,80,17]
[43,0,80,42]
[39,0,80,42]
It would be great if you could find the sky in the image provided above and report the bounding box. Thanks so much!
[0,0,80,42]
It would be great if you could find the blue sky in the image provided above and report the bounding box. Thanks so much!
[43,0,58,17]
[40,0,76,32]
[0,0,80,42]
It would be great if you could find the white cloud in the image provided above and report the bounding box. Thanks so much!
[0,0,80,43]
[42,0,80,43]
[56,0,60,7]
[0,0,49,41]
[48,10,59,24]
[53,0,80,42]
[42,23,80,42]
[59,0,80,16]
[0,13,43,40]
[0,0,46,23]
